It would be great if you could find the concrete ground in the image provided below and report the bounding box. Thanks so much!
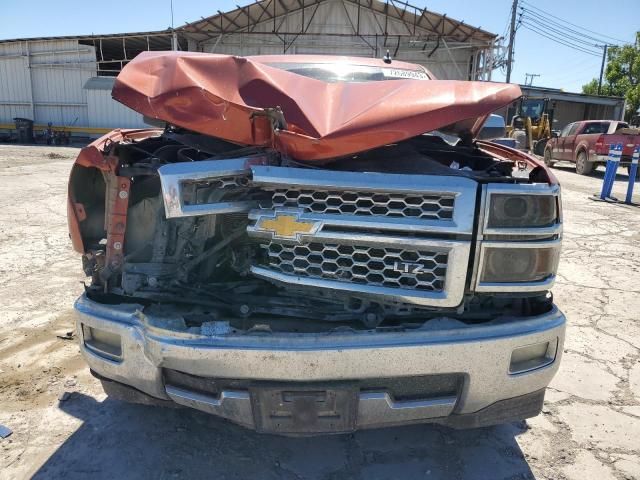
[0,144,639,480]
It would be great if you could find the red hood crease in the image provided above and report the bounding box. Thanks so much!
[112,51,521,162]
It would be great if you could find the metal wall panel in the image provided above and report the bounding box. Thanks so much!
[553,101,586,130]
[0,39,96,126]
[0,42,33,122]
[85,79,145,128]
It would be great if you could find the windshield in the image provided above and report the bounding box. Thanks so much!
[521,99,545,119]
[266,62,430,83]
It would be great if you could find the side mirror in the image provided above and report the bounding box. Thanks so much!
[551,131,559,138]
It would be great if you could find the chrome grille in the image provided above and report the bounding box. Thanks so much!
[159,163,477,307]
[262,242,448,292]
[270,189,455,220]
[248,166,477,307]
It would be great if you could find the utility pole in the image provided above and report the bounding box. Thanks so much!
[506,0,518,83]
[598,44,608,95]
[170,0,178,51]
[524,73,540,86]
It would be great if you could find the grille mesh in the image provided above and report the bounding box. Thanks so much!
[196,174,250,190]
[184,175,251,205]
[270,189,455,220]
[262,242,448,292]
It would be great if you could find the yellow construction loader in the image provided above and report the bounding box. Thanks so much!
[506,97,553,155]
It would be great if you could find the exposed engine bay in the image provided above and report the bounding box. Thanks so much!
[68,127,555,331]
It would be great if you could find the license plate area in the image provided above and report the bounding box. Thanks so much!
[250,383,358,434]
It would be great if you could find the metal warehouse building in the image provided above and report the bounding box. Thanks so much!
[0,0,500,138]
[494,85,627,132]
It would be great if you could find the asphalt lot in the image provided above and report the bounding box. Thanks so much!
[0,144,639,480]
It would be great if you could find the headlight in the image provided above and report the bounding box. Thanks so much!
[475,184,562,292]
[479,243,560,284]
[487,194,557,228]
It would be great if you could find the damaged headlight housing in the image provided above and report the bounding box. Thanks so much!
[475,183,562,292]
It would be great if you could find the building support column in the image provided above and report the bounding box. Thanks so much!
[24,41,36,121]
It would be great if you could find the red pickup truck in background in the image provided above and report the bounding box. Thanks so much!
[544,120,640,176]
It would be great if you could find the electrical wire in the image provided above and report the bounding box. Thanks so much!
[520,20,602,55]
[520,23,601,56]
[500,2,514,40]
[520,8,606,48]
[541,58,602,84]
[520,0,630,45]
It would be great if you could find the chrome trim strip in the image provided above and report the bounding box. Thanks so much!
[509,338,558,376]
[482,224,563,238]
[251,241,470,307]
[251,166,477,234]
[474,239,561,292]
[166,384,456,429]
[83,341,122,363]
[358,393,457,425]
[248,208,473,236]
[249,228,467,251]
[158,156,269,218]
[251,165,477,193]
[165,386,255,428]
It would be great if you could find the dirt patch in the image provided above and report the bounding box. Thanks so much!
[0,310,85,412]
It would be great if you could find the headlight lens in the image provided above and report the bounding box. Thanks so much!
[480,245,560,283]
[475,184,562,292]
[487,194,557,228]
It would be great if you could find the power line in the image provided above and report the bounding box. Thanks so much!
[521,24,601,57]
[541,58,601,84]
[520,8,608,48]
[520,0,630,44]
[520,7,616,48]
[520,23,601,57]
[520,20,602,55]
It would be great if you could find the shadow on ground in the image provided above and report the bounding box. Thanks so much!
[552,162,634,181]
[33,393,534,480]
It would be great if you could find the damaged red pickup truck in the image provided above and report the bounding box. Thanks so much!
[68,52,565,435]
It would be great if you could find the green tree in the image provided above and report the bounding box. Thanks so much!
[582,32,640,120]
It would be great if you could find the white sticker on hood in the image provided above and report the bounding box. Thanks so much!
[383,69,430,80]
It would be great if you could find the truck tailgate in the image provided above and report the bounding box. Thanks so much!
[596,133,640,156]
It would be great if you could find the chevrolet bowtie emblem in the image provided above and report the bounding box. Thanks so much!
[256,211,321,240]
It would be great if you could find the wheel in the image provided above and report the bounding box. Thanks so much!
[512,130,527,150]
[575,150,594,175]
[534,138,548,156]
[543,149,555,167]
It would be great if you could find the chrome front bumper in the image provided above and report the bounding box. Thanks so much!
[75,294,565,432]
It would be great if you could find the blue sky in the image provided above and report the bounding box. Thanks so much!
[1,0,637,92]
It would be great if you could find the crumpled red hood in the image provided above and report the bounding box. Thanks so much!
[113,51,521,162]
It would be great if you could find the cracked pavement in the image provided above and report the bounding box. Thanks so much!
[0,145,639,479]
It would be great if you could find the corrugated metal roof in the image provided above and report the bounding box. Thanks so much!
[0,30,174,44]
[181,0,496,44]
